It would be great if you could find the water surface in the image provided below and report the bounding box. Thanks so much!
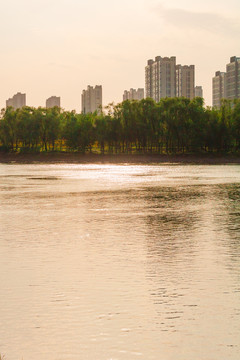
[0,163,240,360]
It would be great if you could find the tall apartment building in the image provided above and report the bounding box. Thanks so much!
[145,56,176,102]
[123,88,144,101]
[195,86,203,98]
[212,56,240,107]
[212,72,226,108]
[46,96,61,108]
[6,92,26,110]
[176,65,195,99]
[226,56,240,101]
[81,85,102,114]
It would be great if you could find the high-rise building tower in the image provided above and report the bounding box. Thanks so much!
[176,65,195,99]
[145,56,176,102]
[212,72,226,108]
[195,86,203,98]
[81,85,102,114]
[46,96,61,108]
[226,56,240,101]
[123,88,144,101]
[6,92,26,110]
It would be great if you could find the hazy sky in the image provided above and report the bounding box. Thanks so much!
[0,0,239,110]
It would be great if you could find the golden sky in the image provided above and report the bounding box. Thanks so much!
[0,0,239,109]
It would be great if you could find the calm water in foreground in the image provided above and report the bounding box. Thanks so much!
[0,163,240,360]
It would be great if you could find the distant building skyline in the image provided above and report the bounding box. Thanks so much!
[46,96,61,108]
[81,85,102,114]
[123,88,144,101]
[4,56,240,113]
[6,92,26,110]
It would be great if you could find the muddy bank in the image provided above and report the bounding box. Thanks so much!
[0,152,240,165]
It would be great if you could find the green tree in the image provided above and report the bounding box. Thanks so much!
[232,99,240,150]
[0,107,18,150]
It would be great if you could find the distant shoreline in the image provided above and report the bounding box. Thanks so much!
[0,152,240,165]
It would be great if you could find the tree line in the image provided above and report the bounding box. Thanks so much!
[0,97,240,154]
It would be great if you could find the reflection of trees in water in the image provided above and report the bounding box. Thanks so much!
[142,185,213,330]
[144,184,240,331]
[143,186,205,263]
[216,184,240,260]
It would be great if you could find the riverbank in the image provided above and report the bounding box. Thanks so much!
[0,152,240,164]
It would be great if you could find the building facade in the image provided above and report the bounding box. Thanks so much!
[176,65,195,99]
[46,96,61,108]
[195,86,203,98]
[226,56,240,101]
[212,56,240,107]
[212,72,226,108]
[145,56,176,102]
[123,88,144,101]
[6,92,26,110]
[81,85,102,114]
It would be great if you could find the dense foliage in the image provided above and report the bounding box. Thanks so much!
[0,97,240,154]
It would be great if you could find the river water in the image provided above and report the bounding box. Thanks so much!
[0,163,240,360]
